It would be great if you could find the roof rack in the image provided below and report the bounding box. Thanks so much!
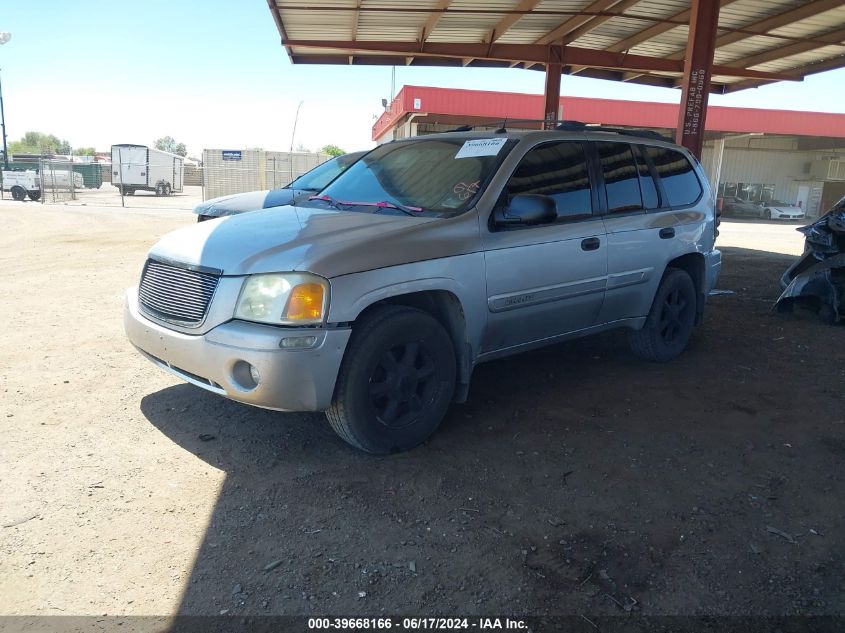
[444,120,672,142]
[556,120,672,141]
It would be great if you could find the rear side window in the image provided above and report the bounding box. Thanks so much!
[505,141,593,219]
[595,142,642,213]
[645,146,702,207]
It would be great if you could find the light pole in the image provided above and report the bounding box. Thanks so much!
[0,32,10,170]
[289,99,303,181]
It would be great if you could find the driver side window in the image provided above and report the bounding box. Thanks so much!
[505,141,594,220]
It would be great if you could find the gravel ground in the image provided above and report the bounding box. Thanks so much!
[1,201,843,617]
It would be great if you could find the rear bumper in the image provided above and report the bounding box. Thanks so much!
[124,288,351,411]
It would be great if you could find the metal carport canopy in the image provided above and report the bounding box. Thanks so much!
[267,0,845,157]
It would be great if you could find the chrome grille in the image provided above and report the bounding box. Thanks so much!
[138,259,219,327]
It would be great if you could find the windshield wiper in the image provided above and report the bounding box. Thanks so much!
[308,196,424,216]
[308,194,344,210]
[349,200,423,216]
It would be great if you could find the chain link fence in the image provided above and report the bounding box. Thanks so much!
[2,149,333,211]
[201,149,331,201]
[38,158,80,203]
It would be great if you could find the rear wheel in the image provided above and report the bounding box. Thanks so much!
[10,186,26,201]
[628,268,697,362]
[326,305,456,454]
[27,190,41,201]
[155,183,165,196]
[164,183,172,196]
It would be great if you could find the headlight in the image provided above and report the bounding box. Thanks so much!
[234,272,329,326]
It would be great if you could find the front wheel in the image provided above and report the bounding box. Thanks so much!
[10,186,26,201]
[764,209,772,220]
[326,305,456,454]
[27,190,41,201]
[628,268,697,362]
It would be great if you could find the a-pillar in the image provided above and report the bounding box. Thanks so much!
[675,0,720,158]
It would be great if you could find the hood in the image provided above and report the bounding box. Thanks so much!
[150,204,450,278]
[771,205,803,214]
[193,188,310,217]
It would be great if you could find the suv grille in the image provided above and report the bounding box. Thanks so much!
[138,259,219,327]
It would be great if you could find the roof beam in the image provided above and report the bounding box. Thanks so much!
[664,0,845,61]
[605,0,738,54]
[712,0,845,50]
[724,53,845,92]
[489,0,543,44]
[421,0,452,43]
[556,0,642,45]
[535,0,626,45]
[724,26,845,69]
[284,39,800,80]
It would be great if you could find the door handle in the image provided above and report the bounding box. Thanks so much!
[659,227,675,239]
[581,237,601,251]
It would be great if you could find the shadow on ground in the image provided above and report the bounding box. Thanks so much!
[140,247,845,617]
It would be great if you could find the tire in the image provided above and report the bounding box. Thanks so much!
[164,183,172,196]
[628,268,697,362]
[155,183,165,196]
[764,209,772,220]
[27,190,41,201]
[326,305,456,454]
[10,186,26,201]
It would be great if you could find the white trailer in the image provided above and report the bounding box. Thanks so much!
[1,170,41,201]
[111,144,184,196]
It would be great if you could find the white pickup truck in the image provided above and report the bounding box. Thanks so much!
[1,170,41,201]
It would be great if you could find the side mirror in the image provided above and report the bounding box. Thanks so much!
[494,194,557,227]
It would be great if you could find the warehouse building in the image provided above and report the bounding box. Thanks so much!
[373,85,845,219]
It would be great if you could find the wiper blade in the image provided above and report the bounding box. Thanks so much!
[348,200,423,216]
[308,196,424,216]
[308,194,344,210]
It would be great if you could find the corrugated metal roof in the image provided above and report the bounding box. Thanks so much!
[271,0,845,93]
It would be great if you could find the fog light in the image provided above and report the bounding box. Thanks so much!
[231,360,260,390]
[279,335,318,349]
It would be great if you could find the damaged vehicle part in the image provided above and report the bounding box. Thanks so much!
[776,196,845,324]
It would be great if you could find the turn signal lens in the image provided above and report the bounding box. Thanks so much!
[285,283,325,322]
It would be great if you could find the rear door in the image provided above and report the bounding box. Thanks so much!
[480,140,608,353]
[596,142,705,323]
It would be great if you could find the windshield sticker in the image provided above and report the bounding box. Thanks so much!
[453,180,480,200]
[454,138,507,159]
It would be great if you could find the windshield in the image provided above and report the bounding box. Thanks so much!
[288,152,363,192]
[769,200,791,206]
[303,137,514,215]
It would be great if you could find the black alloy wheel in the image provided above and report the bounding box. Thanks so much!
[368,341,438,429]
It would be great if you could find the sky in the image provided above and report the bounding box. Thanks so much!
[1,0,844,158]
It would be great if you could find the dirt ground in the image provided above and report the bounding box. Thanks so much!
[1,201,843,618]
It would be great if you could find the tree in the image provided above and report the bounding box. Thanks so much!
[8,131,72,155]
[75,147,97,156]
[154,136,187,157]
[320,144,345,157]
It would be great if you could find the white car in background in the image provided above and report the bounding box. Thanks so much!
[762,200,804,221]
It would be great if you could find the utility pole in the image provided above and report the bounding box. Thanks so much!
[0,32,11,170]
[0,70,8,169]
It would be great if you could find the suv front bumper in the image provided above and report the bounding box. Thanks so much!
[124,288,351,411]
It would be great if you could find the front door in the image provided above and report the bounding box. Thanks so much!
[480,140,607,353]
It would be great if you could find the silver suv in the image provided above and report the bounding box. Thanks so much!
[125,129,721,453]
